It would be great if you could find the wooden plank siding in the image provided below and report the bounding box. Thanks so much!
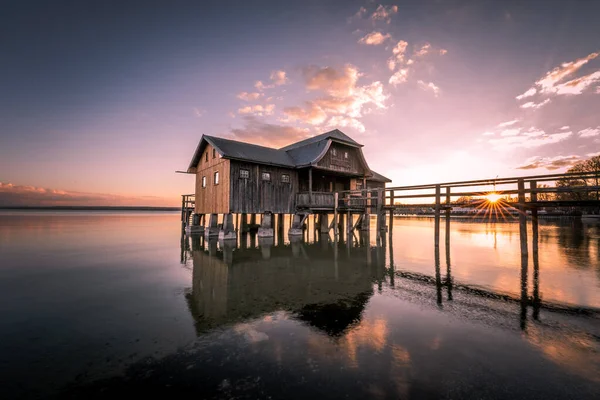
[229,161,298,214]
[315,143,367,176]
[194,144,231,214]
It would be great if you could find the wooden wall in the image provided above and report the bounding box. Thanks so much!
[194,143,230,214]
[229,161,298,214]
[316,143,367,175]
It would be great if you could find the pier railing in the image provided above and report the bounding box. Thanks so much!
[296,192,335,209]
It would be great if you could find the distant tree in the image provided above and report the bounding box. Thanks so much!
[454,196,474,204]
[555,156,600,201]
[535,184,555,202]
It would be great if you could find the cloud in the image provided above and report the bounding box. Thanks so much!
[516,87,536,100]
[516,155,582,171]
[560,125,570,130]
[497,119,519,128]
[413,43,431,57]
[520,98,551,109]
[500,128,521,137]
[578,127,600,137]
[535,51,599,93]
[371,5,398,24]
[348,6,367,23]
[417,80,440,96]
[389,68,408,86]
[254,69,289,91]
[552,71,600,95]
[358,31,391,45]
[302,64,360,97]
[238,104,275,116]
[230,116,310,147]
[326,115,366,133]
[0,182,174,207]
[270,70,288,86]
[282,102,327,125]
[482,131,495,136]
[283,65,387,132]
[516,51,600,101]
[236,91,263,101]
[390,40,408,65]
[489,129,572,149]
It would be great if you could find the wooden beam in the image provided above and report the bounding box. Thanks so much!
[309,167,313,206]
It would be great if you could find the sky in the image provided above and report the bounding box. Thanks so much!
[1,0,599,206]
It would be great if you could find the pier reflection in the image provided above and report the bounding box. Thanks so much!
[183,232,386,336]
[181,215,599,337]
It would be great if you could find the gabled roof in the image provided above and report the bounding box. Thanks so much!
[279,129,362,151]
[368,170,392,183]
[188,135,296,171]
[187,129,377,177]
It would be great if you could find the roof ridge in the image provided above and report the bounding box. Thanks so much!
[205,135,282,152]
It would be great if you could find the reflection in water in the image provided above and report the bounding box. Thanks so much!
[184,232,387,336]
[2,212,599,399]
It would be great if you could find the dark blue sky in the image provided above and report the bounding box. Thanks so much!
[1,0,599,205]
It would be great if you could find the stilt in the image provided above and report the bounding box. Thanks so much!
[289,212,308,236]
[388,189,394,236]
[320,214,329,234]
[218,213,236,241]
[257,211,274,237]
[205,213,219,238]
[276,213,284,238]
[185,212,204,234]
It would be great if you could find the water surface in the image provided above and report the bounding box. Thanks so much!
[0,212,598,399]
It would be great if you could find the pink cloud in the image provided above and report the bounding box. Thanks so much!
[358,31,391,45]
[0,182,175,207]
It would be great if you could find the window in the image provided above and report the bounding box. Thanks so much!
[262,172,271,181]
[202,176,206,188]
[212,148,216,159]
[205,152,208,162]
[214,171,219,185]
[240,169,249,179]
[332,148,337,156]
[344,151,349,159]
[281,174,290,183]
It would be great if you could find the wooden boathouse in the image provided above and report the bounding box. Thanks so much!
[181,129,391,238]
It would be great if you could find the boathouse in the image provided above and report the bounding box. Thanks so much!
[183,129,390,237]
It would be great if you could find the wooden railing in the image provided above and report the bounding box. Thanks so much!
[296,192,335,208]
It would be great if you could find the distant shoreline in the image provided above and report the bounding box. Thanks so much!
[0,206,180,211]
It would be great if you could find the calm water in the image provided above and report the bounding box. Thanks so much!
[0,211,599,399]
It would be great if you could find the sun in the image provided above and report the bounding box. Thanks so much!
[486,192,502,203]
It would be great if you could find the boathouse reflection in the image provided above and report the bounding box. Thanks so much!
[184,233,386,336]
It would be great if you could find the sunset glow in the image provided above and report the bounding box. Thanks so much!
[486,193,502,203]
[1,2,599,206]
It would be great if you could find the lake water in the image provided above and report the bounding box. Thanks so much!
[0,211,599,399]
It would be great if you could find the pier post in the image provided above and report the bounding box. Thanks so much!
[258,211,274,237]
[320,214,329,234]
[333,192,339,237]
[434,185,441,250]
[338,212,345,242]
[530,180,540,320]
[240,213,248,233]
[205,213,219,238]
[518,179,528,257]
[388,189,394,235]
[218,213,236,241]
[376,189,386,232]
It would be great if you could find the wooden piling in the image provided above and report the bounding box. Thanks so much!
[388,189,394,235]
[333,192,339,237]
[518,179,528,257]
[434,184,441,250]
